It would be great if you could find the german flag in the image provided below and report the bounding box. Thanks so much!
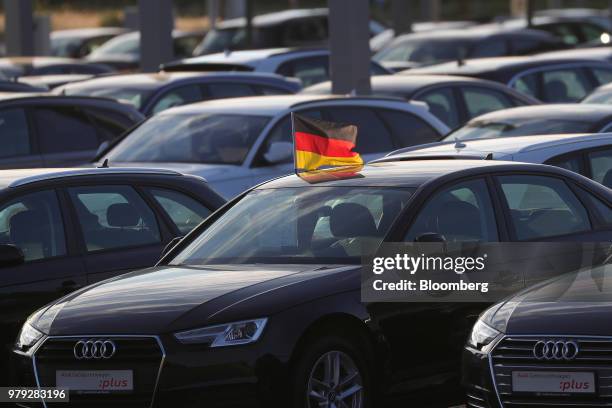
[292,113,363,172]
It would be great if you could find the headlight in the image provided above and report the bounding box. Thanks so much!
[467,319,500,351]
[174,318,267,347]
[15,323,44,351]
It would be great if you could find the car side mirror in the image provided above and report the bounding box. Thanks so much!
[161,236,183,258]
[0,244,24,267]
[263,141,293,165]
[414,233,446,243]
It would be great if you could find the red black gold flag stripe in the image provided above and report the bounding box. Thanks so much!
[292,113,363,172]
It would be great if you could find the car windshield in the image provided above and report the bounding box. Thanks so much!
[442,118,594,141]
[90,34,139,57]
[170,186,414,265]
[63,86,152,109]
[107,112,271,165]
[374,38,470,64]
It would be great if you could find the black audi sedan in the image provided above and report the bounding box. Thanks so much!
[0,167,224,386]
[463,264,612,408]
[406,55,612,103]
[10,160,612,407]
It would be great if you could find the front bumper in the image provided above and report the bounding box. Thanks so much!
[10,333,289,408]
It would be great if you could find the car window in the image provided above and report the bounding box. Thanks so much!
[376,108,441,147]
[591,68,612,86]
[513,73,538,99]
[277,56,329,87]
[579,189,612,226]
[152,85,204,114]
[0,190,66,262]
[283,17,328,45]
[414,87,459,128]
[206,83,256,99]
[548,154,584,176]
[82,108,132,143]
[511,36,551,53]
[540,23,580,45]
[588,148,612,188]
[404,179,499,242]
[581,23,607,43]
[33,107,99,153]
[258,109,322,165]
[68,185,161,252]
[541,68,591,102]
[255,85,292,95]
[149,188,212,235]
[470,38,508,58]
[0,108,30,158]
[498,175,591,240]
[323,107,394,154]
[461,87,514,119]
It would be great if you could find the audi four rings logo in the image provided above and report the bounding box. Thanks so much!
[73,339,117,360]
[533,340,579,361]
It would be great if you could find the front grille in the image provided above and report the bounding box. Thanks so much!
[467,387,492,408]
[491,336,612,407]
[34,336,164,408]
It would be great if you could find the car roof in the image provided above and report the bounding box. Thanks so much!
[51,27,128,39]
[464,103,612,123]
[392,26,553,41]
[537,47,612,61]
[258,160,552,189]
[405,55,606,76]
[216,8,328,29]
[172,47,326,67]
[0,57,81,67]
[57,71,291,90]
[381,133,612,160]
[0,167,184,189]
[303,74,510,95]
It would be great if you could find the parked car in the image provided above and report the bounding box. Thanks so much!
[54,72,301,116]
[161,48,391,87]
[10,159,611,406]
[377,133,612,188]
[537,46,612,62]
[441,104,612,142]
[302,75,540,128]
[86,30,204,71]
[0,93,144,169]
[51,27,128,58]
[406,55,612,103]
[370,21,477,53]
[96,95,449,198]
[193,8,386,56]
[0,57,114,79]
[373,27,565,72]
[0,166,224,385]
[0,80,46,93]
[463,264,612,407]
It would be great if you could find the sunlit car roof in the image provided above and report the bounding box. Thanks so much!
[216,8,328,29]
[462,104,612,123]
[260,160,543,189]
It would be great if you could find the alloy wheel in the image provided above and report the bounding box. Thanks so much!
[306,350,364,408]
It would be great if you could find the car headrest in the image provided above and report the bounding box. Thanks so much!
[107,203,141,227]
[546,79,569,102]
[330,203,378,238]
[10,210,47,243]
[436,201,481,239]
[602,169,612,189]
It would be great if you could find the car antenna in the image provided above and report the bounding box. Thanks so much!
[484,153,494,160]
[98,159,110,168]
[457,47,466,67]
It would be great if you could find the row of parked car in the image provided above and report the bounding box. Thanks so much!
[1,6,612,408]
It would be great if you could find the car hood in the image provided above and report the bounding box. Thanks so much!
[37,264,357,335]
[490,265,612,336]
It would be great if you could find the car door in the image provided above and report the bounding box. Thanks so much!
[369,177,504,382]
[66,184,169,283]
[0,189,85,372]
[32,105,101,167]
[546,146,612,188]
[0,107,43,169]
[494,173,611,286]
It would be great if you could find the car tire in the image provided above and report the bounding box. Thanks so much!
[291,333,372,408]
